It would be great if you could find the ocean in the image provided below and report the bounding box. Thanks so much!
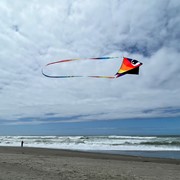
[0,135,180,159]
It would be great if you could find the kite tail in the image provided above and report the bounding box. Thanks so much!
[42,56,119,79]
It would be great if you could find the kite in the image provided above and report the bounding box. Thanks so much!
[42,57,143,79]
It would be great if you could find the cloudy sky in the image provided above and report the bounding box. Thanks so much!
[0,0,180,135]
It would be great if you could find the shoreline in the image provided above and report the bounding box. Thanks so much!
[1,145,180,160]
[0,147,180,179]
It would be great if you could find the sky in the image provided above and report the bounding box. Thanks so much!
[0,0,180,135]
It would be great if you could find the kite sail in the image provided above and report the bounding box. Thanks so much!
[42,57,143,79]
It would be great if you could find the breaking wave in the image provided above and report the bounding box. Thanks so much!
[0,135,180,151]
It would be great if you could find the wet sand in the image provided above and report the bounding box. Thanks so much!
[0,147,180,180]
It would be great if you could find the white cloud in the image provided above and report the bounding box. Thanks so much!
[0,0,180,124]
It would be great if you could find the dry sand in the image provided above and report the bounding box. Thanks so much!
[0,147,180,180]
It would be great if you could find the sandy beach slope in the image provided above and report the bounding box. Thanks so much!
[0,147,180,180]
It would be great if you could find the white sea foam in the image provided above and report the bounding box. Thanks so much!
[0,136,180,151]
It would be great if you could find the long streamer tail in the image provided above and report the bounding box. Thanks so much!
[42,56,119,79]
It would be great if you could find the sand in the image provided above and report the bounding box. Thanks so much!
[0,147,180,180]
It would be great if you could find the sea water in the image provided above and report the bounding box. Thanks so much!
[0,135,180,159]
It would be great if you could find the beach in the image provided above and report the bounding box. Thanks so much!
[0,147,180,180]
